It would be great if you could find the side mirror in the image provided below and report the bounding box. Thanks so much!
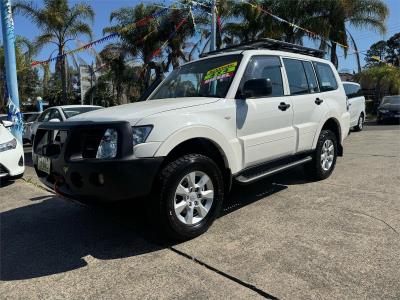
[49,118,61,123]
[1,120,14,128]
[242,78,273,99]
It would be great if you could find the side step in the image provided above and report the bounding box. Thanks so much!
[235,156,313,184]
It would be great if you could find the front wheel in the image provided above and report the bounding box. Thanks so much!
[153,154,224,241]
[305,130,338,180]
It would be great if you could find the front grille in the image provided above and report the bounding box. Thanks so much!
[35,129,68,157]
[33,121,133,160]
[80,129,106,158]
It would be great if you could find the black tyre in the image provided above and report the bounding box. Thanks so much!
[305,130,338,180]
[153,154,224,241]
[354,113,364,131]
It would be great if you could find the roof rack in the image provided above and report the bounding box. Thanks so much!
[200,38,325,58]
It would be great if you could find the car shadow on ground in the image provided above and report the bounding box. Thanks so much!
[0,167,316,281]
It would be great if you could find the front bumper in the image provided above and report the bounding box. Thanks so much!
[0,143,24,178]
[32,121,163,203]
[378,111,400,120]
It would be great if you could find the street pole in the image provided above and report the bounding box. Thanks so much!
[1,0,22,143]
[210,0,216,51]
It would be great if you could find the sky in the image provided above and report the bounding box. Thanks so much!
[1,0,400,74]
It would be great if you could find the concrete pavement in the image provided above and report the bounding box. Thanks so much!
[1,124,399,299]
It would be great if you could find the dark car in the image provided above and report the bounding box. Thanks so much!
[377,96,400,123]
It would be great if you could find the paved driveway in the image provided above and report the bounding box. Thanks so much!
[1,124,399,299]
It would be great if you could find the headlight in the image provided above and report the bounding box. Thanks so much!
[96,129,118,159]
[379,109,389,113]
[0,138,17,152]
[132,126,153,146]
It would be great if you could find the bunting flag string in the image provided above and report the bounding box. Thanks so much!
[29,7,170,68]
[240,0,349,50]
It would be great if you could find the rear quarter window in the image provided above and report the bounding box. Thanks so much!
[313,62,338,92]
[343,83,362,99]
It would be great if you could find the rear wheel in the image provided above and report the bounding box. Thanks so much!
[354,113,364,131]
[305,130,337,180]
[153,154,224,241]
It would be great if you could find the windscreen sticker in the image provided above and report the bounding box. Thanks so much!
[202,62,238,84]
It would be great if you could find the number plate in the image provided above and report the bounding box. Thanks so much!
[37,156,51,174]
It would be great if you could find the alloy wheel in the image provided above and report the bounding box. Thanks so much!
[358,115,363,129]
[174,171,214,225]
[321,139,334,171]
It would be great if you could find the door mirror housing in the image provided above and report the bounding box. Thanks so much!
[49,118,61,123]
[1,120,14,128]
[242,78,273,99]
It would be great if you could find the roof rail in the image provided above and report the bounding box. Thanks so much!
[200,38,325,58]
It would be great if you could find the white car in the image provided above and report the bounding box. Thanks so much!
[32,39,350,240]
[0,121,24,180]
[343,82,366,131]
[22,112,40,144]
[30,105,103,142]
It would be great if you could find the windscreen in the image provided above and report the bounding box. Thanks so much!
[62,107,102,119]
[23,113,40,122]
[149,54,241,100]
[382,96,400,105]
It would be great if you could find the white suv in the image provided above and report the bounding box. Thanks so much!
[32,39,350,240]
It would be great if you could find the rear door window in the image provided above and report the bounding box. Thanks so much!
[38,110,52,122]
[50,109,62,121]
[313,62,338,92]
[283,58,309,95]
[302,61,319,93]
[343,83,362,99]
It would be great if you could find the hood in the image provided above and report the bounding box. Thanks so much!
[379,103,400,111]
[69,97,219,124]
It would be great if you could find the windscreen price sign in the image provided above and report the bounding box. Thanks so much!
[203,62,238,84]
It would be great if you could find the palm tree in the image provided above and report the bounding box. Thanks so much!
[313,0,388,69]
[158,8,195,70]
[14,0,95,104]
[103,4,162,92]
[223,0,267,44]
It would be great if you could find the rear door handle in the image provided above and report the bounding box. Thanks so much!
[315,98,324,105]
[278,102,291,111]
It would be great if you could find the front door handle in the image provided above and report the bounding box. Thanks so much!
[278,102,291,111]
[315,98,324,105]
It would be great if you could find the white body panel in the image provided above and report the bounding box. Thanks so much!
[0,124,24,177]
[343,82,366,127]
[349,96,365,127]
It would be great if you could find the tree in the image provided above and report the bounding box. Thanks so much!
[356,65,400,106]
[385,33,400,66]
[315,0,388,69]
[14,0,95,104]
[364,33,400,67]
[365,40,388,67]
[103,3,162,93]
[158,8,195,70]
